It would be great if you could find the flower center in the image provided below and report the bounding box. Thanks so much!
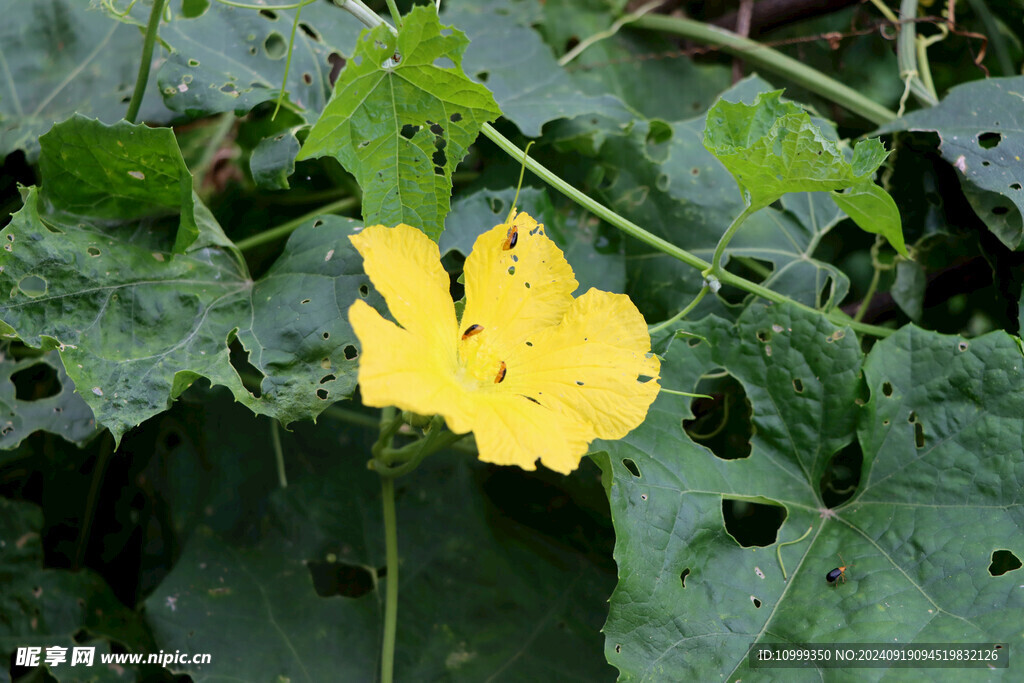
[457,324,506,387]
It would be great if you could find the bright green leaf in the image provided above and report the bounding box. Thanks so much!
[877,76,1024,250]
[831,180,910,258]
[703,90,889,210]
[296,5,501,241]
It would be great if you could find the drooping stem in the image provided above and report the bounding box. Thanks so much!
[125,0,168,124]
[234,196,360,252]
[380,475,399,683]
[854,263,882,323]
[649,286,709,336]
[630,13,897,124]
[708,204,758,278]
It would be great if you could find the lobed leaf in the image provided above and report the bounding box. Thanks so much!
[598,303,1024,678]
[0,118,373,444]
[297,5,501,241]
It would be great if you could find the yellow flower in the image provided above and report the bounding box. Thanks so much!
[348,212,660,473]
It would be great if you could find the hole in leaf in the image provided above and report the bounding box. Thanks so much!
[756,329,771,342]
[476,71,489,82]
[433,56,455,69]
[302,72,312,85]
[328,53,346,87]
[320,374,336,384]
[317,388,329,400]
[622,458,640,477]
[680,568,690,588]
[914,422,925,448]
[300,298,311,304]
[958,341,968,352]
[722,498,786,547]
[818,276,835,308]
[298,22,320,41]
[988,550,1022,576]
[751,596,761,608]
[358,284,369,298]
[908,410,917,423]
[982,160,991,167]
[264,32,287,59]
[683,373,752,460]
[450,112,462,122]
[343,345,358,360]
[792,378,804,393]
[322,332,330,340]
[687,337,702,347]
[228,336,263,398]
[400,124,420,140]
[17,275,46,298]
[977,132,1001,149]
[644,120,672,163]
[819,440,863,508]
[615,645,622,654]
[992,206,1010,215]
[12,363,60,401]
[881,381,893,397]
[307,560,375,598]
[259,8,278,19]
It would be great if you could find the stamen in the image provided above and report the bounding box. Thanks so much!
[461,324,483,340]
[494,361,507,383]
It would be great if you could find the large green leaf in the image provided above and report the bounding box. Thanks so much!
[150,0,361,120]
[704,90,908,257]
[297,5,501,241]
[145,445,615,681]
[876,76,1024,251]
[0,118,373,443]
[597,303,1024,679]
[0,497,151,681]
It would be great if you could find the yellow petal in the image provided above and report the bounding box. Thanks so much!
[460,212,577,355]
[502,289,660,441]
[466,392,593,474]
[349,224,457,351]
[349,300,471,426]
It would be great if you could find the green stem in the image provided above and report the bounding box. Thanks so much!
[124,0,168,124]
[338,0,393,32]
[482,124,894,338]
[853,263,882,324]
[383,0,402,28]
[630,14,897,124]
[271,419,287,488]
[896,0,938,107]
[380,475,399,683]
[709,204,757,277]
[234,196,359,252]
[649,286,709,335]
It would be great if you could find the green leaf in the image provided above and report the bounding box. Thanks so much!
[891,259,927,322]
[876,76,1024,250]
[39,115,201,253]
[250,129,300,190]
[441,1,634,137]
[145,451,615,681]
[0,497,151,679]
[703,90,889,210]
[831,180,910,258]
[598,304,1024,678]
[296,5,501,241]
[0,352,99,449]
[0,0,175,160]
[0,117,375,442]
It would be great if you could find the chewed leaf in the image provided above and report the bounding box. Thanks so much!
[876,76,1024,250]
[703,91,889,210]
[297,5,501,241]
